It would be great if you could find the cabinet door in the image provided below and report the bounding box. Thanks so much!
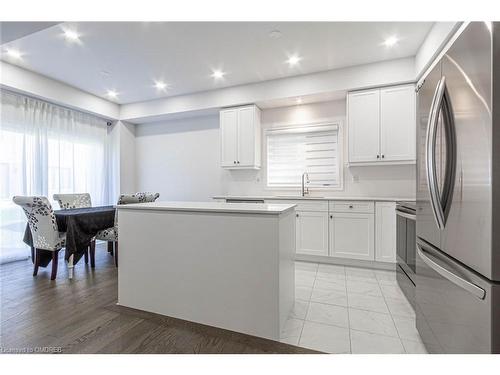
[296,211,329,256]
[237,106,255,166]
[329,213,375,260]
[348,89,380,163]
[375,202,397,263]
[220,109,239,167]
[380,85,416,161]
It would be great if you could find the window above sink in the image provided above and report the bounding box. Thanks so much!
[265,122,344,191]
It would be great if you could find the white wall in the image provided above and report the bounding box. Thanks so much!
[119,121,137,194]
[108,120,137,200]
[135,115,224,201]
[135,100,416,201]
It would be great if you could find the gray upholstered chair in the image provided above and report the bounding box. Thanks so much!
[53,193,91,209]
[95,192,160,267]
[12,196,66,280]
[53,193,93,265]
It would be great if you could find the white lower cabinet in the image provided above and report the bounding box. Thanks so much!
[375,202,397,263]
[296,211,329,256]
[221,197,397,264]
[329,212,375,261]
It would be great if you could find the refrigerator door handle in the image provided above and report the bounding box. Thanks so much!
[426,77,446,229]
[417,242,486,300]
[425,76,456,229]
[438,77,457,226]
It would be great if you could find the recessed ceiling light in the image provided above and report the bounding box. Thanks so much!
[63,29,80,42]
[211,70,225,79]
[154,81,168,91]
[286,55,301,66]
[383,36,399,47]
[295,97,303,105]
[5,49,22,59]
[106,90,118,99]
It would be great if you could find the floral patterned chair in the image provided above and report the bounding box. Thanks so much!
[53,193,94,265]
[12,196,66,280]
[95,192,160,267]
[53,193,92,209]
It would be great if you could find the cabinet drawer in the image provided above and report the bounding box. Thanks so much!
[269,200,328,212]
[330,201,374,213]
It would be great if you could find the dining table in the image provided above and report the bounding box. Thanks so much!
[23,205,116,277]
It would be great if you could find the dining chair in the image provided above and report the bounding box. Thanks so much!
[95,192,160,267]
[53,193,93,265]
[53,193,92,209]
[12,196,66,280]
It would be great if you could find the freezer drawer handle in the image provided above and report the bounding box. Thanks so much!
[417,244,486,300]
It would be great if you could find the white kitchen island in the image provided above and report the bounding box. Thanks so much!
[116,201,296,341]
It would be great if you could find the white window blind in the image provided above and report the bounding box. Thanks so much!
[266,124,341,188]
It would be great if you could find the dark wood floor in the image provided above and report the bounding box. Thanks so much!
[0,245,315,354]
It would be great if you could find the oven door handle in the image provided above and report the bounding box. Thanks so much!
[417,241,486,300]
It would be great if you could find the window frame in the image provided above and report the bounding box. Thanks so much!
[264,121,344,191]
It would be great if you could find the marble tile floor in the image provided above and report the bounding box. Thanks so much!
[280,261,428,354]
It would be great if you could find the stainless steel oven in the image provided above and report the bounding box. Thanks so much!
[396,202,416,309]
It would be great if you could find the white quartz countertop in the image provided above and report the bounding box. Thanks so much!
[117,201,296,215]
[213,195,416,202]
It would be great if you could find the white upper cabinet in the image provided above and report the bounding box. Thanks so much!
[380,85,416,162]
[220,105,261,169]
[348,89,380,163]
[220,109,239,167]
[348,84,416,165]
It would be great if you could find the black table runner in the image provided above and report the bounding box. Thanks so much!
[23,206,115,267]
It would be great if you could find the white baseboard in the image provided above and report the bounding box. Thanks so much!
[295,253,396,271]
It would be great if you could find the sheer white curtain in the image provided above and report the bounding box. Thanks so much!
[0,90,110,264]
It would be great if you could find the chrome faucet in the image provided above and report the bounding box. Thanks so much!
[301,172,310,197]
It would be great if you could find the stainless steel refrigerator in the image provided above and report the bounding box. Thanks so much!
[416,21,500,354]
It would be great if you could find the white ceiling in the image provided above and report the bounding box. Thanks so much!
[1,22,433,104]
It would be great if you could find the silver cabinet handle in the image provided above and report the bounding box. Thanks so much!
[417,241,485,300]
[376,155,380,159]
[381,154,385,159]
[349,205,353,209]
